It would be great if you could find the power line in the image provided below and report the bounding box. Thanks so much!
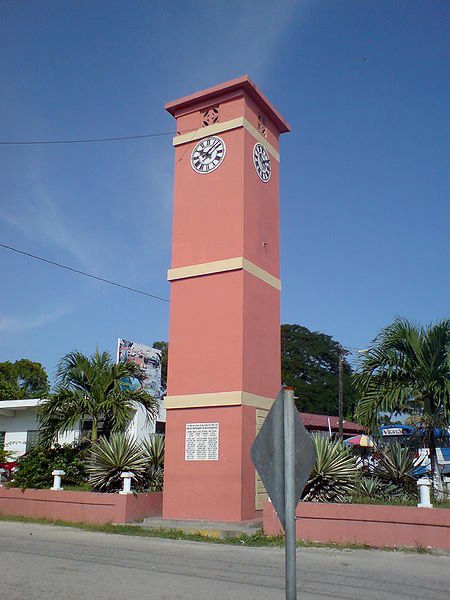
[0,242,170,303]
[0,131,175,146]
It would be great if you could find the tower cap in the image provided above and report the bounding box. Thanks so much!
[165,75,291,134]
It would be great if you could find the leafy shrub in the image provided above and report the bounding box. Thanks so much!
[12,442,90,490]
[356,475,385,497]
[371,443,419,497]
[0,448,11,463]
[353,475,413,503]
[139,434,165,492]
[88,433,166,493]
[302,435,358,503]
[88,433,148,492]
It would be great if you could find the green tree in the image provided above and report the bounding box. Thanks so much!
[0,359,49,400]
[38,350,159,444]
[281,324,358,416]
[354,317,450,478]
[152,341,168,393]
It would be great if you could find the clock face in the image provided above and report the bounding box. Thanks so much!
[253,143,271,182]
[191,136,226,174]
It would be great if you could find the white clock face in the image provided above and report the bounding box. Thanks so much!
[191,136,226,174]
[253,143,271,182]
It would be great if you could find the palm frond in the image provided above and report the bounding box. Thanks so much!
[353,317,450,430]
[40,350,160,442]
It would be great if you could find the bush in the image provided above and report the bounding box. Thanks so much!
[139,434,165,492]
[371,443,419,498]
[0,448,11,463]
[12,442,90,490]
[87,433,148,493]
[352,475,414,504]
[302,435,358,503]
[88,433,166,493]
[348,443,421,504]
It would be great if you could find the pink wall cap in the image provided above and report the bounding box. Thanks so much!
[165,74,291,134]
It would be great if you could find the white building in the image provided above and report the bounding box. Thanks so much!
[0,398,165,460]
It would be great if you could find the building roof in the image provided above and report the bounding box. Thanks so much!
[300,412,366,435]
[0,398,44,417]
[165,74,291,133]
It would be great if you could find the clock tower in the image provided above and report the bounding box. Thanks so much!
[163,76,290,522]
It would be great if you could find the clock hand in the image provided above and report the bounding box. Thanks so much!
[205,141,220,156]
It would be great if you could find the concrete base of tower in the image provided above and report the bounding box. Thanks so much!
[140,516,263,539]
[162,405,260,522]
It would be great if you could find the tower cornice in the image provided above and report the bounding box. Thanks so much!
[165,75,291,134]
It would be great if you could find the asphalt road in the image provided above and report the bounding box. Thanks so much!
[0,521,449,600]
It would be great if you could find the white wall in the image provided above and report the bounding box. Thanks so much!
[0,407,79,459]
[157,397,166,423]
[1,398,165,459]
[0,408,40,459]
[127,398,168,442]
[128,403,157,442]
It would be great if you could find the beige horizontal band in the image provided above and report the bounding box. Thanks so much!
[168,257,242,281]
[164,390,275,410]
[167,256,281,291]
[242,257,281,290]
[173,117,280,162]
[242,118,280,161]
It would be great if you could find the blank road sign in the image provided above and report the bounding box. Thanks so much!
[251,389,315,530]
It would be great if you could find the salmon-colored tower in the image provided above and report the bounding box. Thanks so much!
[163,76,290,522]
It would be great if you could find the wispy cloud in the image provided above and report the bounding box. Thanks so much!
[1,177,96,270]
[164,0,307,92]
[0,305,71,333]
[0,210,21,229]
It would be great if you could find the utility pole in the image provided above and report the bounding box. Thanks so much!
[338,346,345,440]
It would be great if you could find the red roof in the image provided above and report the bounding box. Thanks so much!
[299,412,366,435]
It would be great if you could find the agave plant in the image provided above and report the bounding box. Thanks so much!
[302,434,358,503]
[372,442,420,496]
[355,475,409,501]
[140,434,165,492]
[88,433,148,492]
[357,475,384,498]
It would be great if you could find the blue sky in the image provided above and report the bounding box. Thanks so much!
[1,1,448,383]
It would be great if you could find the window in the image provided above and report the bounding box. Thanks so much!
[26,430,40,453]
[0,432,5,450]
[155,421,166,435]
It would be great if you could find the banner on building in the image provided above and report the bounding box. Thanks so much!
[116,338,162,399]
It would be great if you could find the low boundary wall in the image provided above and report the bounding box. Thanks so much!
[263,501,450,550]
[0,488,163,525]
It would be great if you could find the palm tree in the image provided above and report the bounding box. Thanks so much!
[38,350,159,444]
[354,318,450,483]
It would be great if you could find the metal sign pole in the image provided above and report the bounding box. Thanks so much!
[283,387,297,600]
[251,386,315,600]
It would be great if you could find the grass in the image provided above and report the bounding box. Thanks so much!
[351,495,417,506]
[0,513,443,555]
[434,500,450,509]
[0,513,283,546]
[351,494,450,509]
[60,484,92,492]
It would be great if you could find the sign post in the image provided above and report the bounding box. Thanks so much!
[251,387,315,600]
[283,387,297,599]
